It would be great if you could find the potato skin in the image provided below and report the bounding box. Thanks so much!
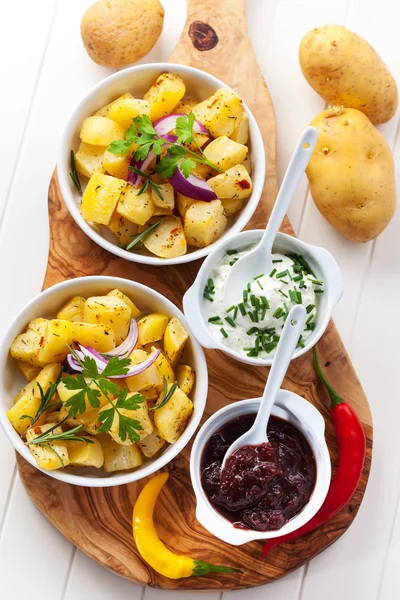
[81,0,164,68]
[299,25,398,124]
[306,106,396,243]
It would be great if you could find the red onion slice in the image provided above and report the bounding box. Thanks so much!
[153,113,208,136]
[77,344,108,371]
[108,348,161,379]
[104,318,138,357]
[128,151,155,187]
[169,165,217,201]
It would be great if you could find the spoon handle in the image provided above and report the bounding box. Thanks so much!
[252,305,307,439]
[260,126,318,257]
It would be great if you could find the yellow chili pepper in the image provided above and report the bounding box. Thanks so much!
[132,472,242,579]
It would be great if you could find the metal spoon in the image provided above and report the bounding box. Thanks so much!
[220,304,307,471]
[223,126,318,309]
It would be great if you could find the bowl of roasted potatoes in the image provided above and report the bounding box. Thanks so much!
[0,276,208,486]
[58,63,265,265]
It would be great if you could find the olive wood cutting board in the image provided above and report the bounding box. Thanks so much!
[16,0,373,591]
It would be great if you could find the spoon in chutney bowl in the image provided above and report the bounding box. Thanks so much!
[220,304,307,473]
[223,126,318,309]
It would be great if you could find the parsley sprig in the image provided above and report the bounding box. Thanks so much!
[62,348,145,443]
[108,113,222,179]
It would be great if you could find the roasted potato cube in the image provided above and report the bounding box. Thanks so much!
[138,429,166,458]
[99,434,143,472]
[221,197,244,217]
[192,162,217,180]
[163,318,189,367]
[81,172,127,226]
[106,211,140,247]
[67,436,104,468]
[126,349,164,394]
[10,322,48,367]
[102,149,130,179]
[13,362,60,405]
[184,199,227,248]
[57,377,111,412]
[109,96,151,129]
[83,295,131,344]
[58,405,102,436]
[151,182,174,211]
[153,385,193,443]
[174,98,197,114]
[230,111,249,144]
[26,424,69,470]
[176,193,196,217]
[138,314,169,345]
[106,289,141,318]
[38,320,74,364]
[105,395,153,445]
[57,296,86,322]
[154,350,175,383]
[72,322,116,352]
[143,215,187,258]
[8,380,46,435]
[117,185,154,226]
[80,116,125,146]
[176,364,195,396]
[203,136,248,171]
[75,142,106,178]
[94,93,131,117]
[144,73,186,121]
[207,165,252,200]
[16,361,40,382]
[193,89,243,137]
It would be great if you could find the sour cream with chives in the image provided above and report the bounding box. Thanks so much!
[202,246,323,359]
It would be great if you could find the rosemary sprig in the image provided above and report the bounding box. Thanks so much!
[69,150,82,193]
[20,367,63,427]
[129,167,165,202]
[150,379,178,411]
[126,219,163,251]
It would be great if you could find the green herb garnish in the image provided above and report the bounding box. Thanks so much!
[69,150,82,193]
[126,219,163,250]
[20,368,63,427]
[150,379,178,411]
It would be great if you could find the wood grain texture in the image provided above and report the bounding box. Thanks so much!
[16,0,373,591]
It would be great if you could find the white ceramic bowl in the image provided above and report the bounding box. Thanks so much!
[183,230,343,366]
[190,392,331,545]
[0,276,208,487]
[58,63,265,266]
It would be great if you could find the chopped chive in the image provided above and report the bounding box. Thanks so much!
[208,316,221,322]
[306,314,314,325]
[306,322,316,331]
[246,350,258,357]
[283,302,289,315]
[273,335,280,342]
[273,307,285,319]
[260,307,266,321]
[280,280,289,285]
[238,303,246,316]
[229,258,239,266]
[225,316,236,328]
[253,310,259,323]
[279,290,288,298]
[262,341,277,353]
[315,289,324,294]
[247,283,251,292]
[226,305,236,313]
[297,335,305,348]
[227,249,238,255]
[306,304,315,314]
[233,306,238,320]
[293,275,303,282]
[250,294,256,306]
[204,292,214,302]
[254,274,264,280]
[308,278,323,286]
[255,337,260,353]
[220,328,228,338]
[260,296,270,308]
[254,297,261,310]
[246,327,259,335]
[287,270,293,281]
[292,264,303,273]
[243,290,248,302]
[256,279,264,290]
[272,259,282,263]
[276,270,288,279]
[299,280,306,289]
[269,268,277,277]
[248,312,255,322]
[207,278,214,290]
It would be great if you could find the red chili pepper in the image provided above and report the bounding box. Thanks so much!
[263,346,366,557]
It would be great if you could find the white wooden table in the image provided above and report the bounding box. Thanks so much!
[0,0,399,598]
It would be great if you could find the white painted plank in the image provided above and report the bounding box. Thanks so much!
[145,588,220,600]
[0,475,74,600]
[64,550,143,600]
[262,0,350,234]
[0,0,58,223]
[227,567,305,600]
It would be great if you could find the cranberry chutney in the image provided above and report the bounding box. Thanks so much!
[201,414,316,532]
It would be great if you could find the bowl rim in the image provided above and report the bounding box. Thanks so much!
[0,275,208,487]
[183,230,344,366]
[57,62,266,266]
[190,392,332,544]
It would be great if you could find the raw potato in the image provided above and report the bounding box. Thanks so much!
[208,165,252,200]
[83,295,131,344]
[306,106,396,242]
[81,0,165,68]
[80,116,125,146]
[153,384,193,443]
[184,200,227,248]
[144,73,186,121]
[163,318,189,367]
[81,173,127,225]
[299,25,398,125]
[143,216,187,258]
[203,136,248,171]
[57,296,86,322]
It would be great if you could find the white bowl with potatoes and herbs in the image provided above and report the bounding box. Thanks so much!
[183,230,343,366]
[58,63,265,266]
[0,276,208,487]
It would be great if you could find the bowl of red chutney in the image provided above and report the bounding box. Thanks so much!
[190,391,331,545]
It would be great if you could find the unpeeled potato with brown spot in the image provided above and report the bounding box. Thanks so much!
[306,106,396,243]
[81,0,164,67]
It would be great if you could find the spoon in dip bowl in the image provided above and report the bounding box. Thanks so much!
[223,127,318,309]
[220,304,307,473]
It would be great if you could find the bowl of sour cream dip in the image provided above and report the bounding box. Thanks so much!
[183,230,343,366]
